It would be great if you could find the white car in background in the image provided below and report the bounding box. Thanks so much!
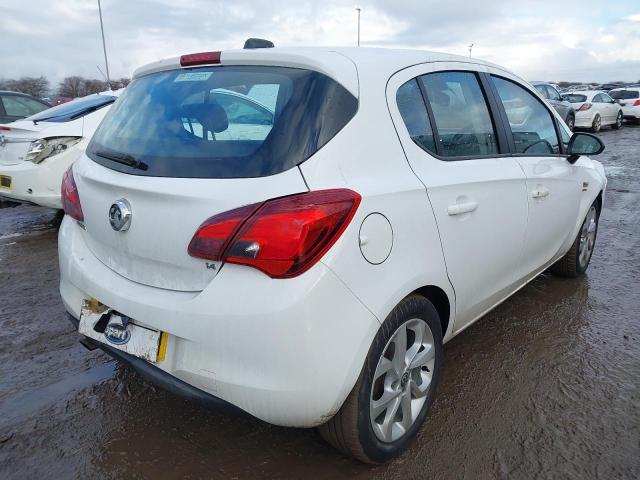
[0,91,120,209]
[609,87,640,123]
[562,90,623,132]
[59,47,606,463]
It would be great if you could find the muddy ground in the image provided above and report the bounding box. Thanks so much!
[1,124,639,479]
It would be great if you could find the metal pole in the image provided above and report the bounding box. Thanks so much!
[356,8,361,47]
[468,43,474,58]
[98,0,111,89]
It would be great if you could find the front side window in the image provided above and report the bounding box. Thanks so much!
[492,76,560,155]
[419,71,498,157]
[88,66,358,178]
[545,85,561,101]
[396,79,436,154]
[2,95,48,117]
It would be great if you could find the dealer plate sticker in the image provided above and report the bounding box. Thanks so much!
[174,72,212,82]
[78,305,161,362]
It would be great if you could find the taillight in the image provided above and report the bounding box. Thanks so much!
[180,51,221,67]
[61,167,84,222]
[0,126,11,131]
[188,189,361,278]
[634,99,640,106]
[578,103,592,111]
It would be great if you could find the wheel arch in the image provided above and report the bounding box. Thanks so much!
[410,285,452,339]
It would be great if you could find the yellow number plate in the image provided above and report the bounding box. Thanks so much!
[0,175,11,190]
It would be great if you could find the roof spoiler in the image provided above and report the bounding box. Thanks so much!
[243,38,274,49]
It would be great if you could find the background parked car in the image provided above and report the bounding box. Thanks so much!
[0,91,51,124]
[531,82,575,130]
[0,90,120,209]
[562,90,623,132]
[609,87,640,123]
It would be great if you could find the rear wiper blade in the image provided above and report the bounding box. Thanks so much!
[95,150,148,171]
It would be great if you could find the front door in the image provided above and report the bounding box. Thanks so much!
[490,75,582,275]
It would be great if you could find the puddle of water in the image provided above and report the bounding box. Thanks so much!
[0,362,116,429]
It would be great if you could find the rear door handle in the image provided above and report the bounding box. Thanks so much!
[447,201,478,216]
[531,188,550,199]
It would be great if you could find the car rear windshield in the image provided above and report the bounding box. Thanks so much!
[609,90,639,100]
[87,66,358,178]
[28,95,116,123]
[562,94,587,103]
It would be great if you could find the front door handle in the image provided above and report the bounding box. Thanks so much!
[531,187,550,199]
[447,201,478,216]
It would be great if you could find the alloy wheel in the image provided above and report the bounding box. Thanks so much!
[370,318,435,443]
[578,205,597,268]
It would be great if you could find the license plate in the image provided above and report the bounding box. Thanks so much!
[78,302,162,362]
[0,175,11,190]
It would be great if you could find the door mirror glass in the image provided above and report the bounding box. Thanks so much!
[567,132,604,163]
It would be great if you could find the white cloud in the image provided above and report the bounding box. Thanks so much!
[0,0,638,88]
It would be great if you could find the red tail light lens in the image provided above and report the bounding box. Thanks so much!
[578,103,592,111]
[188,204,261,261]
[180,51,221,66]
[188,189,361,278]
[61,167,84,222]
[634,99,640,106]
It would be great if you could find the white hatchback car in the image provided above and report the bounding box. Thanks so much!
[0,91,119,209]
[609,87,640,123]
[59,47,606,463]
[562,90,623,132]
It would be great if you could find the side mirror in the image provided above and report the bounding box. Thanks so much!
[567,132,605,164]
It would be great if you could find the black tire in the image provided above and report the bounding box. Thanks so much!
[565,113,575,131]
[591,114,601,133]
[551,200,600,277]
[612,111,623,130]
[318,295,443,464]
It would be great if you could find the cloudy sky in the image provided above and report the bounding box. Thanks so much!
[1,0,639,85]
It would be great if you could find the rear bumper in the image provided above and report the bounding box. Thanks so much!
[0,146,81,209]
[59,216,380,427]
[67,314,242,414]
[574,111,595,128]
[621,106,640,119]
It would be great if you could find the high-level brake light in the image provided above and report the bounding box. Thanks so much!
[180,51,221,67]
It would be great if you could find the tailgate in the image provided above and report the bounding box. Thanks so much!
[74,157,308,291]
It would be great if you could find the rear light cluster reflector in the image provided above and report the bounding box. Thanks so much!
[61,167,84,222]
[578,103,592,111]
[188,189,361,278]
[180,51,221,67]
[634,99,640,106]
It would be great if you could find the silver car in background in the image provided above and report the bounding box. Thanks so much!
[531,81,575,130]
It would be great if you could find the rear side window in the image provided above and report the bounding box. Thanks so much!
[2,95,48,117]
[88,66,358,178]
[396,79,436,154]
[419,71,498,158]
[492,76,560,155]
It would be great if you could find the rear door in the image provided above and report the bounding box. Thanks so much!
[389,64,529,332]
[489,74,581,275]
